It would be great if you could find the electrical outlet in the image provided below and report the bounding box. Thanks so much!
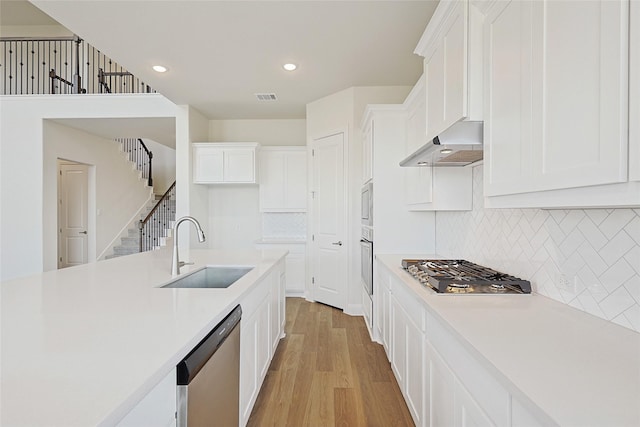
[558,274,572,290]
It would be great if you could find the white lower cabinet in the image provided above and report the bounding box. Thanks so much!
[389,276,426,427]
[374,263,391,356]
[376,259,550,427]
[239,260,285,426]
[255,242,306,296]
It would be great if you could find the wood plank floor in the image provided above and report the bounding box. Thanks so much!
[247,298,415,427]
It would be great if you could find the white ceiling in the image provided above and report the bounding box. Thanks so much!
[23,0,437,120]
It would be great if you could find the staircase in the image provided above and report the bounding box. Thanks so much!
[105,194,175,259]
[104,138,176,259]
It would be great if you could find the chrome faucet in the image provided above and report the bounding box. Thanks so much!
[171,216,206,275]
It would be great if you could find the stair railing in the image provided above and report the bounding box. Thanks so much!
[117,138,153,187]
[1,35,154,95]
[139,181,176,252]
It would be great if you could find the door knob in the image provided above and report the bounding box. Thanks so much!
[332,241,343,246]
[79,231,87,235]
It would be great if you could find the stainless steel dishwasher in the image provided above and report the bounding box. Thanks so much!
[177,305,242,427]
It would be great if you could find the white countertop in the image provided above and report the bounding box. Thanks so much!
[1,247,287,426]
[377,254,640,426]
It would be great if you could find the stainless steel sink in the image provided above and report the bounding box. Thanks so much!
[161,266,254,289]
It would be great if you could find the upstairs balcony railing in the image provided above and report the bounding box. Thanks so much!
[0,35,155,95]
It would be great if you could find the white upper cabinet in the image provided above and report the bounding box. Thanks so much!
[415,0,483,142]
[193,142,259,184]
[258,147,307,212]
[403,76,473,211]
[483,0,639,208]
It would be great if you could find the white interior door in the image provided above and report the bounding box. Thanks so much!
[58,163,89,268]
[311,132,346,309]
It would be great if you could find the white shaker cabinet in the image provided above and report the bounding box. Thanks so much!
[427,341,496,427]
[389,276,427,427]
[403,76,473,211]
[239,262,284,427]
[193,143,259,184]
[254,241,306,296]
[374,260,392,357]
[259,147,307,212]
[415,0,483,142]
[483,0,638,208]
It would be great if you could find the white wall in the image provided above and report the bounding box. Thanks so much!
[0,25,73,38]
[203,119,307,251]
[209,119,305,145]
[143,139,176,195]
[207,186,261,250]
[43,121,152,268]
[436,165,640,333]
[0,94,178,280]
[306,86,413,314]
[175,105,210,250]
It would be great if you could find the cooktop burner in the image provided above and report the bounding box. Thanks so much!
[402,259,531,294]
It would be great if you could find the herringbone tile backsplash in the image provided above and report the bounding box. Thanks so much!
[436,165,640,332]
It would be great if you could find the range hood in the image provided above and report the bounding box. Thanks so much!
[400,121,483,167]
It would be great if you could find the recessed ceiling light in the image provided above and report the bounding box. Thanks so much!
[417,161,429,166]
[440,149,453,154]
[283,63,297,71]
[152,65,168,73]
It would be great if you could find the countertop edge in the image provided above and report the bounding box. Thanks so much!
[375,253,640,427]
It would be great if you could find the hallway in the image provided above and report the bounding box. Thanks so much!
[247,298,415,427]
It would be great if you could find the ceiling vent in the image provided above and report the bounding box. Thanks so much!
[255,93,277,101]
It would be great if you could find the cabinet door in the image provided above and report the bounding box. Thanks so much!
[285,251,305,294]
[483,0,534,196]
[424,0,467,142]
[427,342,455,427]
[532,0,628,191]
[405,89,434,206]
[285,150,307,210]
[270,271,280,355]
[405,314,425,427]
[279,270,286,334]
[260,151,286,209]
[225,148,255,183]
[194,147,224,183]
[486,0,629,196]
[258,297,271,380]
[454,380,495,427]
[381,281,391,357]
[390,294,406,385]
[240,309,259,424]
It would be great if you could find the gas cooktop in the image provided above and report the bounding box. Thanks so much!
[401,259,531,294]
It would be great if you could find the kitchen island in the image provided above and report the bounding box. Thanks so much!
[1,247,287,426]
[376,254,640,427]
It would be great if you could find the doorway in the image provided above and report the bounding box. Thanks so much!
[310,132,347,309]
[58,160,89,268]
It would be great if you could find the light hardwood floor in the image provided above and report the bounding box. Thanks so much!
[247,298,415,427]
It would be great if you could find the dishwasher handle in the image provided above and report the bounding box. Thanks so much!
[177,304,242,385]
